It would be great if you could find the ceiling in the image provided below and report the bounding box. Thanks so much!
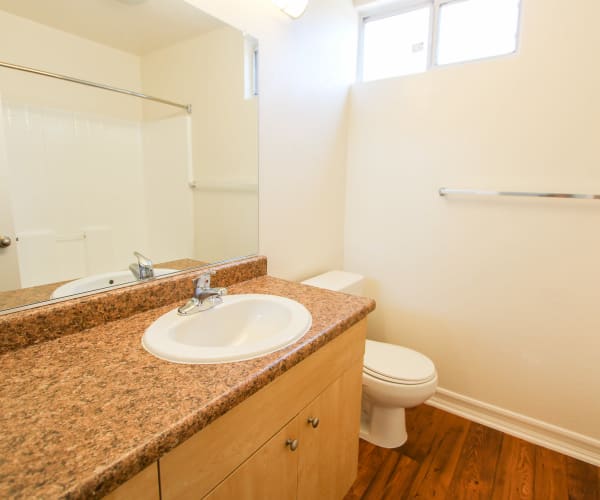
[0,0,225,55]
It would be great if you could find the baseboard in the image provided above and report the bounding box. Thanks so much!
[427,387,600,466]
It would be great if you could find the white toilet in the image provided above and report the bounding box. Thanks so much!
[302,271,438,448]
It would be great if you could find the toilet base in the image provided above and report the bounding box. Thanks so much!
[360,399,408,449]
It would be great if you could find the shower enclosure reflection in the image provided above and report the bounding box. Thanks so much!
[0,0,259,312]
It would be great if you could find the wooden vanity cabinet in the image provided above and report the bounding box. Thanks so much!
[143,319,365,500]
[297,361,362,500]
[206,361,363,500]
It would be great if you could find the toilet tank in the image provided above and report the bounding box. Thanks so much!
[301,270,365,296]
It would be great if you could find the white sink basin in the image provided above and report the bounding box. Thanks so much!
[142,294,312,364]
[51,269,177,299]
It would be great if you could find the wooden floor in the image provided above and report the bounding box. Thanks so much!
[345,405,599,499]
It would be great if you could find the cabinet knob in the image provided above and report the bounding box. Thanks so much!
[307,417,320,429]
[0,235,11,248]
[286,438,299,451]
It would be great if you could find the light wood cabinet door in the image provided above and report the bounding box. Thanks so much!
[297,361,363,500]
[104,463,159,500]
[205,418,300,500]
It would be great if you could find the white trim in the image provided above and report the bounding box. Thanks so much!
[430,0,443,67]
[356,11,366,82]
[355,0,430,16]
[427,387,600,466]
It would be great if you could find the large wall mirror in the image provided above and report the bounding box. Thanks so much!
[0,0,259,313]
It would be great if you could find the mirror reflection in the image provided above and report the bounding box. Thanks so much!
[0,0,259,312]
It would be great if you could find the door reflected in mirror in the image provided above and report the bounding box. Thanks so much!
[0,0,259,312]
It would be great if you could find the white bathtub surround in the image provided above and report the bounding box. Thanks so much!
[83,226,116,275]
[15,230,59,287]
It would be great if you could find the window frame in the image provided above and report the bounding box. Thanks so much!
[358,0,523,83]
[359,1,434,82]
[243,34,259,99]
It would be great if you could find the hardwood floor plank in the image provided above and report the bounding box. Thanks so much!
[344,440,387,499]
[363,450,400,500]
[491,435,536,500]
[405,405,430,436]
[406,411,471,499]
[347,406,599,500]
[565,455,599,500]
[381,454,420,500]
[401,403,447,463]
[534,446,569,499]
[446,421,504,499]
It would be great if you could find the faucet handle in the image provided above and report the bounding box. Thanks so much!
[193,270,216,292]
[130,251,154,280]
[133,251,153,268]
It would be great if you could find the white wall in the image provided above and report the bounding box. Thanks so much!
[141,116,195,265]
[141,26,258,263]
[183,0,358,279]
[345,0,600,439]
[0,10,142,120]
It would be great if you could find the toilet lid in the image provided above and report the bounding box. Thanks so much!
[364,339,436,385]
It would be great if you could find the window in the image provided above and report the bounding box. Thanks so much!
[437,0,521,65]
[360,0,522,82]
[244,35,259,99]
[363,6,431,81]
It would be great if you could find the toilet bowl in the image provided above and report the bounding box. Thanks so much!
[302,271,438,449]
[361,339,437,448]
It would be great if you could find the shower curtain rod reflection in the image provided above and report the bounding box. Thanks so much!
[0,60,192,114]
[439,188,600,200]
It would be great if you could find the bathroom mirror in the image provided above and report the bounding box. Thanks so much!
[0,0,259,313]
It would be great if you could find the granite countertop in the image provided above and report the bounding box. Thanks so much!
[0,258,205,312]
[0,275,375,499]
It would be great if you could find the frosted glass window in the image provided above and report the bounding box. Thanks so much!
[362,6,431,82]
[437,0,521,66]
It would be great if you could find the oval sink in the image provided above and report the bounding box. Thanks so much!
[51,269,178,299]
[142,294,312,364]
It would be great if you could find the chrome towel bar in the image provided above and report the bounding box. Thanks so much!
[439,188,600,200]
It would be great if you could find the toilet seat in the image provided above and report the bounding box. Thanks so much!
[363,339,436,385]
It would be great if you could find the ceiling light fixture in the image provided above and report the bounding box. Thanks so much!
[272,0,309,19]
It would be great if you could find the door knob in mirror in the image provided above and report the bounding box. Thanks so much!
[0,235,11,248]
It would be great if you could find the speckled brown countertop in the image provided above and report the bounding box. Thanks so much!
[0,274,375,499]
[0,258,206,312]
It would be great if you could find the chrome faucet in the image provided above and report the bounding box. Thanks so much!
[178,271,227,316]
[129,251,154,280]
